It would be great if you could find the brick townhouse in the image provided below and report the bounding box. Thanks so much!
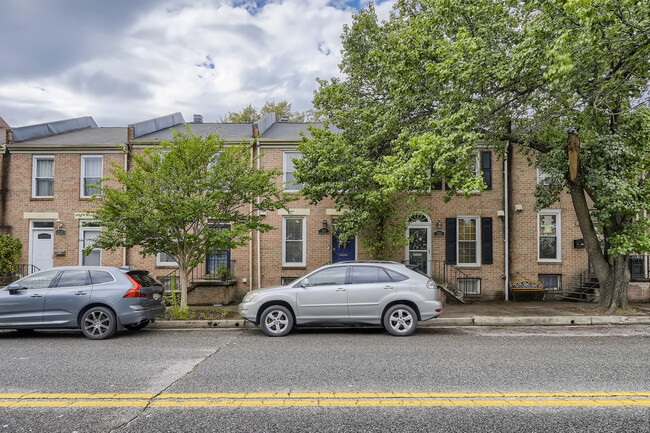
[1,113,648,303]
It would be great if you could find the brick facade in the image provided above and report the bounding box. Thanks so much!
[1,114,647,304]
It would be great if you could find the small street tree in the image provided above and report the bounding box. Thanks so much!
[0,234,22,277]
[299,0,650,311]
[88,128,291,308]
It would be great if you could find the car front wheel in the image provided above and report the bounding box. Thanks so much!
[80,306,117,340]
[383,304,417,336]
[260,305,293,337]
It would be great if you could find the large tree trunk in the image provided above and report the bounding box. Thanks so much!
[567,179,630,312]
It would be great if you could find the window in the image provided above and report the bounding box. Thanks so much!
[283,217,306,266]
[538,274,561,291]
[537,168,551,186]
[33,156,54,197]
[157,252,178,266]
[127,272,160,287]
[55,270,90,287]
[538,210,561,261]
[81,155,103,197]
[349,266,392,284]
[457,278,481,295]
[90,270,115,285]
[385,269,408,282]
[457,217,480,266]
[80,222,101,266]
[306,267,347,286]
[283,151,304,191]
[16,270,59,290]
[281,276,299,286]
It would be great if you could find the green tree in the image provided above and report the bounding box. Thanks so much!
[88,127,291,308]
[0,234,22,276]
[221,100,322,123]
[300,0,650,311]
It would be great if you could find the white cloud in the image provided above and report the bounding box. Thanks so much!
[0,0,397,127]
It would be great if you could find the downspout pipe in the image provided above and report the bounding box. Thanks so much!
[504,142,510,301]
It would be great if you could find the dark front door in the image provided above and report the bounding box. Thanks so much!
[332,234,355,263]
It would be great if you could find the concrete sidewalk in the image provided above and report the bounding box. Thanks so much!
[150,301,650,329]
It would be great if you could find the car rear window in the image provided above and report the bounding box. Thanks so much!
[55,270,90,287]
[127,272,160,287]
[385,269,409,282]
[90,270,115,284]
[349,266,393,284]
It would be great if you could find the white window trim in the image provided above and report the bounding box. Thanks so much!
[282,216,306,267]
[80,155,103,198]
[538,209,562,262]
[283,151,302,192]
[79,221,102,266]
[156,252,178,266]
[32,155,55,198]
[457,216,481,267]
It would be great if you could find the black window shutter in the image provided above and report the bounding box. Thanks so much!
[481,151,492,190]
[430,167,443,190]
[481,217,493,265]
[446,218,457,264]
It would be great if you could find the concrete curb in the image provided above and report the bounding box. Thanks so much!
[150,316,650,329]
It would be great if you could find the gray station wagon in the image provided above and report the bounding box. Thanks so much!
[0,266,165,339]
[239,261,442,336]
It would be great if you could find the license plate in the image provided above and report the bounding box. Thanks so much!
[153,293,161,300]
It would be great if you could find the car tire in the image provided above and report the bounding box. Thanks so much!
[259,305,293,337]
[124,320,150,331]
[80,306,117,340]
[383,304,417,336]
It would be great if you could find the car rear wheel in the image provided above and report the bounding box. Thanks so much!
[383,304,417,336]
[80,306,117,340]
[260,305,293,337]
[124,320,150,331]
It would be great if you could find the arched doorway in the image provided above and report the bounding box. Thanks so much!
[406,213,431,276]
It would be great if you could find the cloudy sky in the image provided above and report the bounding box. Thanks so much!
[0,0,395,127]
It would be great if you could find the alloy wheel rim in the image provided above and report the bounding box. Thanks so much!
[265,310,289,334]
[389,309,413,333]
[84,311,110,336]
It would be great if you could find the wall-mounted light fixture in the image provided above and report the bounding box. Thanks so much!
[318,219,330,235]
[436,220,443,229]
[56,218,63,229]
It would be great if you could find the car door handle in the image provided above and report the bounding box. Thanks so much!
[30,294,43,298]
[336,288,346,292]
[383,285,395,290]
[75,291,87,296]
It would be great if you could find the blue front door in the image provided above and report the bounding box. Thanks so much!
[332,234,355,263]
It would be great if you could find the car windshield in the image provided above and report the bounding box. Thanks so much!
[127,272,161,287]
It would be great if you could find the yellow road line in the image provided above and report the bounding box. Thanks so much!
[1,399,648,408]
[1,392,649,400]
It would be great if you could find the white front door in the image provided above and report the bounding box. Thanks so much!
[32,229,54,271]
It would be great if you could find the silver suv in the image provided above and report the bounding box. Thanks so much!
[239,261,442,337]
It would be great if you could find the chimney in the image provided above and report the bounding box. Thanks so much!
[6,130,12,143]
[193,114,203,124]
[279,116,289,123]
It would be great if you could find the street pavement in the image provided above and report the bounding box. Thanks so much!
[151,301,650,329]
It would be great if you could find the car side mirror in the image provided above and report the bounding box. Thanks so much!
[300,278,309,288]
[7,283,25,294]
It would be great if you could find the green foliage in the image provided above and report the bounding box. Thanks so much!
[0,234,22,275]
[221,100,322,123]
[88,127,292,307]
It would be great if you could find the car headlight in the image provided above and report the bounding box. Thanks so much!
[426,279,437,290]
[242,291,260,303]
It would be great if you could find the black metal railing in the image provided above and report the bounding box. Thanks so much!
[403,259,470,293]
[157,259,236,295]
[0,264,40,286]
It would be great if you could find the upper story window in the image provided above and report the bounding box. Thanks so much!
[538,210,561,262]
[33,156,54,198]
[283,151,304,192]
[156,252,177,266]
[81,155,103,197]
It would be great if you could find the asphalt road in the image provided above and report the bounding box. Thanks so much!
[1,325,649,432]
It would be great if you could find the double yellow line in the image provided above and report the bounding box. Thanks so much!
[1,392,648,408]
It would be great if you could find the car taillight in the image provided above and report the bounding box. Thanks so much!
[123,275,147,298]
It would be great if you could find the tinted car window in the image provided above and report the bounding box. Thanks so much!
[128,272,160,287]
[385,269,409,282]
[55,270,90,287]
[349,266,392,284]
[90,270,114,284]
[16,270,59,289]
[307,267,347,286]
